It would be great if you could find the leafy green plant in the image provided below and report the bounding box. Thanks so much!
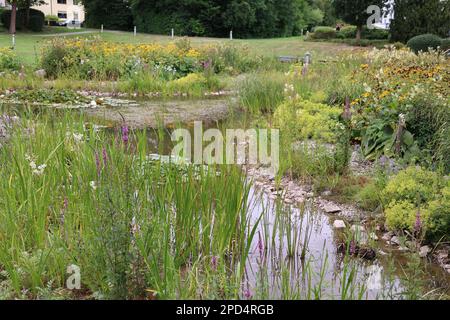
[407,34,442,53]
[382,166,449,241]
[311,26,336,39]
[274,98,341,143]
[0,48,21,71]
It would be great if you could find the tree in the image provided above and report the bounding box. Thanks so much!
[390,0,450,43]
[82,0,133,30]
[6,0,44,33]
[334,0,386,40]
[21,0,45,26]
[9,1,17,34]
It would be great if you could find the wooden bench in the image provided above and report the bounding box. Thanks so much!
[277,56,301,63]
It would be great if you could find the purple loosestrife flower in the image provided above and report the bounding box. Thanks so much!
[63,197,69,210]
[121,125,129,144]
[415,209,422,235]
[102,148,108,166]
[243,287,253,299]
[211,256,218,271]
[257,231,264,260]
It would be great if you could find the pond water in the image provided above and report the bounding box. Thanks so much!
[1,97,449,299]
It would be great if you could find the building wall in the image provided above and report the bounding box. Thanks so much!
[33,0,85,22]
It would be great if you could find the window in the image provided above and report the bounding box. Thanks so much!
[74,12,79,21]
[57,0,67,4]
[73,0,81,5]
[58,11,67,19]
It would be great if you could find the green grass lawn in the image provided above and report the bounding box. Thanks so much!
[0,27,362,66]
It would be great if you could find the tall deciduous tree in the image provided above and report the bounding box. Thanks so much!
[390,0,450,43]
[7,0,44,33]
[82,0,133,30]
[334,0,386,40]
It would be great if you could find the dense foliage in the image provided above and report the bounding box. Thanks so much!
[406,34,443,53]
[0,8,44,31]
[334,0,385,39]
[80,0,336,38]
[390,0,450,43]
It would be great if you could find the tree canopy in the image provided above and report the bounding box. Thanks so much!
[390,0,450,42]
[81,0,336,38]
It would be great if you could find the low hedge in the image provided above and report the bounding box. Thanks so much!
[336,26,389,40]
[407,34,443,53]
[310,26,336,39]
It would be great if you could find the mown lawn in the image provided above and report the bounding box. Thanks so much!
[0,27,362,66]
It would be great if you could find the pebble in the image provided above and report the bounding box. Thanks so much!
[333,220,346,229]
[390,236,400,246]
[323,203,341,213]
[419,245,431,258]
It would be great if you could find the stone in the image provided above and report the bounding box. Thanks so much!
[323,203,341,214]
[321,190,332,197]
[382,231,394,241]
[390,236,400,246]
[90,100,97,107]
[419,245,431,258]
[305,192,314,198]
[369,232,379,241]
[35,69,47,78]
[333,220,346,229]
[437,251,448,261]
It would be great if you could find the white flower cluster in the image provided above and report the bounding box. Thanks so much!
[25,154,47,176]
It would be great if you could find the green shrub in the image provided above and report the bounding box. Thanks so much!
[274,98,341,142]
[407,34,443,53]
[29,15,44,32]
[362,27,389,40]
[1,8,45,31]
[40,42,70,78]
[440,38,450,51]
[336,26,356,39]
[311,26,336,39]
[382,166,439,205]
[382,166,449,241]
[0,48,21,71]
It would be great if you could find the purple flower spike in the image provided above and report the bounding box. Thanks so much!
[211,256,218,271]
[102,148,108,166]
[63,197,69,210]
[121,125,129,144]
[415,209,422,235]
[243,287,253,299]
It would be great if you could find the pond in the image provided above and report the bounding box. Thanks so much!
[1,96,449,299]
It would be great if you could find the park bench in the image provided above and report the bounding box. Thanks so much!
[277,56,301,63]
[278,53,313,65]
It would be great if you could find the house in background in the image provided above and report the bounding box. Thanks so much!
[0,0,11,9]
[32,0,85,23]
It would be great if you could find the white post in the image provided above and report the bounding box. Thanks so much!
[12,34,15,50]
[134,26,137,37]
[230,30,233,40]
[101,24,104,33]
[171,28,174,39]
